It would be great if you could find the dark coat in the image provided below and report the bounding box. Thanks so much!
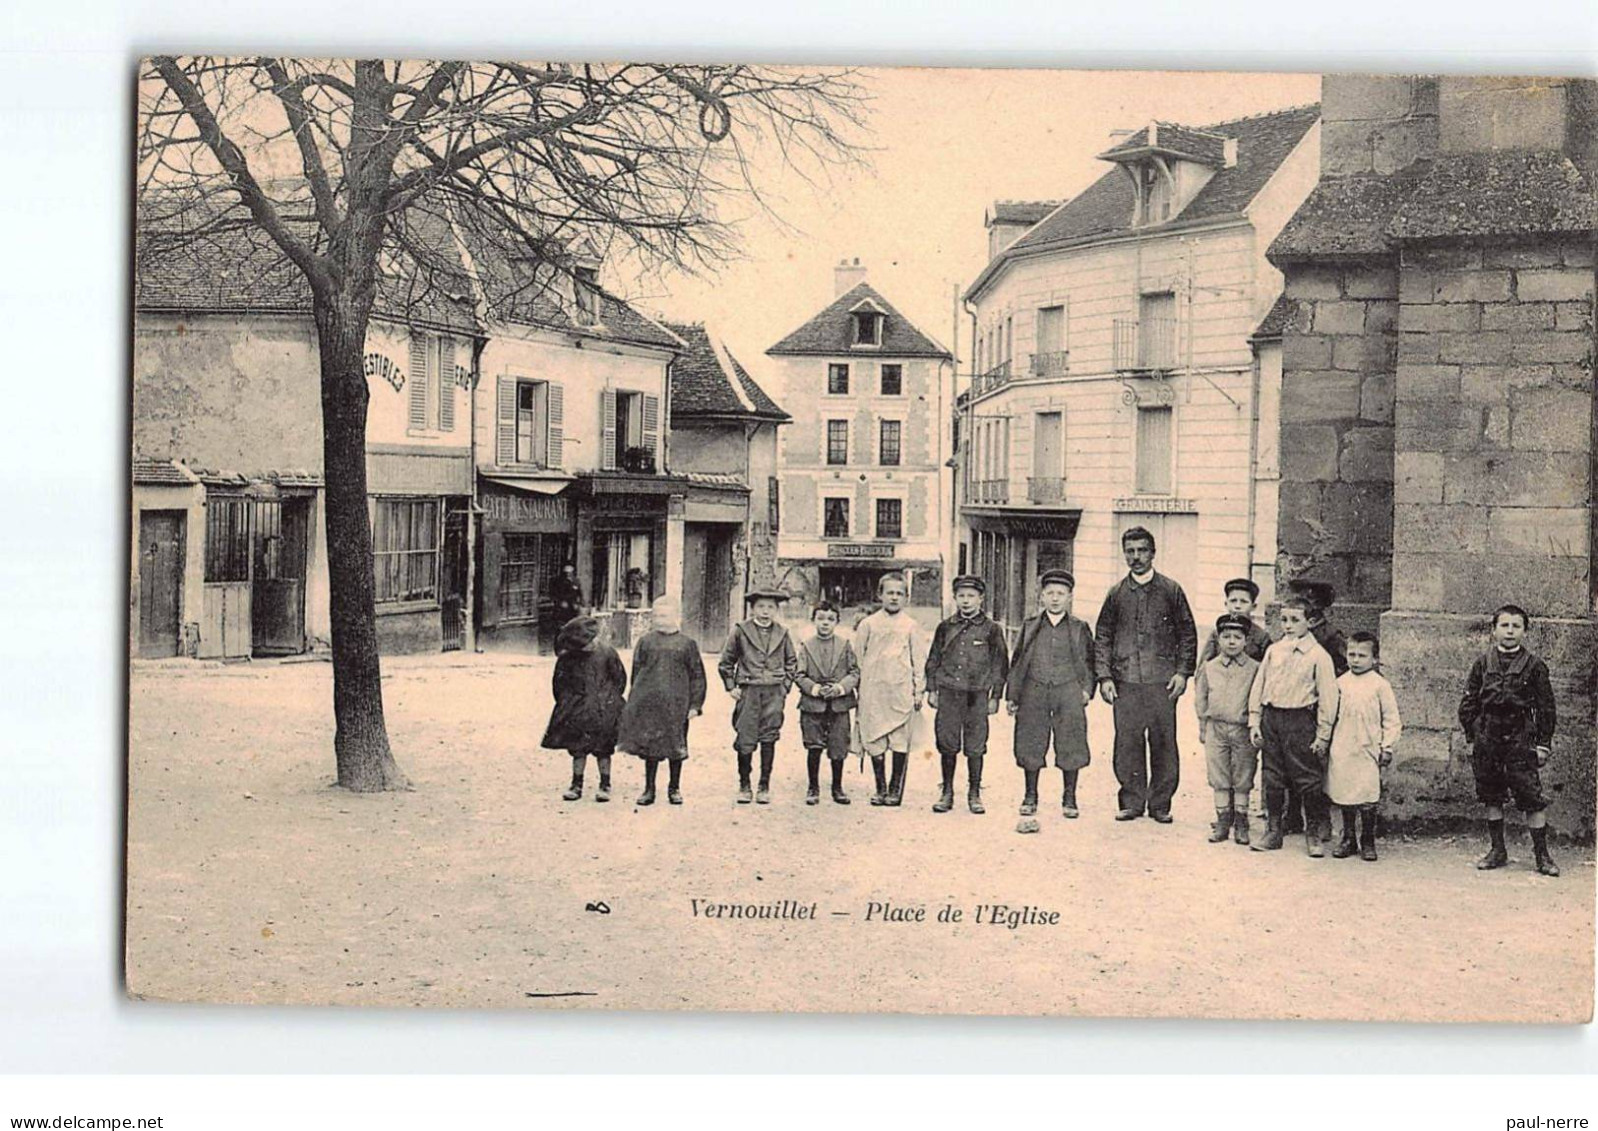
[1006,613,1096,706]
[925,612,1010,698]
[617,631,708,759]
[1093,572,1198,686]
[795,633,860,714]
[541,644,627,754]
[1311,620,1349,677]
[718,620,799,689]
[1459,647,1557,749]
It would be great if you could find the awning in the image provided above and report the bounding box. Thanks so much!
[481,474,575,496]
[963,507,1083,540]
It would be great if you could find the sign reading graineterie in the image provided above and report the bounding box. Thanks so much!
[1113,496,1198,514]
[481,489,572,532]
[828,542,896,559]
[364,353,405,391]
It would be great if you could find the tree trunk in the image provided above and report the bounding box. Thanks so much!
[316,293,408,791]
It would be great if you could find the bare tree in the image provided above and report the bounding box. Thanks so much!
[138,58,865,791]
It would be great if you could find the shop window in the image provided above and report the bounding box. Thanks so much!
[875,498,903,540]
[499,534,547,624]
[827,363,850,395]
[370,497,439,604]
[827,420,849,466]
[823,497,850,539]
[879,419,901,466]
[880,364,903,396]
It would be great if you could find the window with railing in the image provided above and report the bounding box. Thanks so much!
[204,496,252,583]
[1114,292,1179,371]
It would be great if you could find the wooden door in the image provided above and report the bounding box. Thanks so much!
[701,531,733,644]
[137,511,184,659]
[440,509,467,651]
[681,527,708,643]
[251,499,309,655]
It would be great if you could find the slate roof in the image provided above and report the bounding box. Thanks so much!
[767,281,952,359]
[132,456,198,486]
[135,196,680,350]
[661,322,789,422]
[1100,122,1230,166]
[1250,294,1301,342]
[1269,150,1597,263]
[989,200,1061,226]
[970,104,1321,299]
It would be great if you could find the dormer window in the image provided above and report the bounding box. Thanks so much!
[853,310,882,346]
[574,266,599,325]
[1138,162,1173,225]
[1098,120,1230,229]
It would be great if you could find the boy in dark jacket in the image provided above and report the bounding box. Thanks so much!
[1008,569,1097,819]
[542,615,628,802]
[795,601,860,805]
[1199,578,1273,663]
[1459,604,1560,877]
[925,575,1009,815]
[719,589,800,804]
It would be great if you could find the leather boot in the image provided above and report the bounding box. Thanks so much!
[1477,818,1508,869]
[1019,766,1038,816]
[1232,810,1251,846]
[638,758,659,806]
[756,742,775,804]
[736,751,753,804]
[1252,791,1285,851]
[869,756,888,806]
[563,756,584,801]
[1531,826,1560,877]
[1332,807,1359,858]
[1061,769,1079,819]
[967,755,985,814]
[1209,809,1233,843]
[805,749,822,806]
[886,751,908,806]
[1358,805,1378,861]
[932,753,956,813]
[830,757,850,805]
[595,756,612,803]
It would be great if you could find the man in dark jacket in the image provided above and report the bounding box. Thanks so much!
[925,576,1009,815]
[1094,527,1198,822]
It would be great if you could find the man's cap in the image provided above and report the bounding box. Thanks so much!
[952,574,986,594]
[1039,569,1075,590]
[1288,579,1337,610]
[1215,613,1252,635]
[745,588,790,605]
[1223,577,1260,600]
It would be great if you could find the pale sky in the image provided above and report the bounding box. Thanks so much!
[633,68,1321,385]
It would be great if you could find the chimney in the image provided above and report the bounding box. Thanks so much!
[834,257,867,298]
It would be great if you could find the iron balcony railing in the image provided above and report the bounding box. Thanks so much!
[1112,317,1178,372]
[1029,350,1070,378]
[1027,477,1067,505]
[969,360,1013,398]
[965,478,1010,505]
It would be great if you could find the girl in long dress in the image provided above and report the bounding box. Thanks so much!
[616,598,708,806]
[541,616,627,802]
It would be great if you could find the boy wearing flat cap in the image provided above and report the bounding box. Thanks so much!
[1195,613,1262,844]
[1200,578,1273,664]
[1006,569,1097,818]
[718,589,799,804]
[925,575,1010,814]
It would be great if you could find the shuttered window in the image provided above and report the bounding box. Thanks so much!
[408,333,430,430]
[1135,406,1174,494]
[496,377,517,465]
[601,388,618,470]
[437,338,456,431]
[642,393,659,464]
[547,382,564,468]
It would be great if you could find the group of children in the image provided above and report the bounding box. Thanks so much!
[540,572,1563,878]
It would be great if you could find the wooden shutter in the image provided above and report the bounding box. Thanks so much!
[408,333,430,429]
[437,338,456,431]
[642,394,660,462]
[601,388,618,470]
[547,382,564,469]
[496,376,516,465]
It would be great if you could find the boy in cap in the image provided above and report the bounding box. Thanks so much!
[718,589,799,804]
[1283,579,1347,838]
[925,575,1010,814]
[1200,578,1273,664]
[794,600,859,805]
[1194,614,1261,844]
[1458,605,1560,877]
[1248,595,1339,855]
[1006,569,1096,818]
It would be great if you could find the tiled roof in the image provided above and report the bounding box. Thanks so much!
[972,104,1321,298]
[1250,294,1301,341]
[662,322,788,421]
[1101,122,1230,166]
[132,456,198,486]
[766,281,952,359]
[990,200,1061,225]
[1270,150,1597,263]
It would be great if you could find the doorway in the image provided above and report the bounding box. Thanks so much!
[440,509,468,652]
[137,510,185,659]
[250,498,310,656]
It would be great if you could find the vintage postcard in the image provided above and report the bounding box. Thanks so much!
[127,62,1595,1021]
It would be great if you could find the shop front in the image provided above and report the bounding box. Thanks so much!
[681,482,749,649]
[575,472,687,648]
[477,475,577,652]
[963,508,1082,646]
[778,542,944,626]
[366,444,473,655]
